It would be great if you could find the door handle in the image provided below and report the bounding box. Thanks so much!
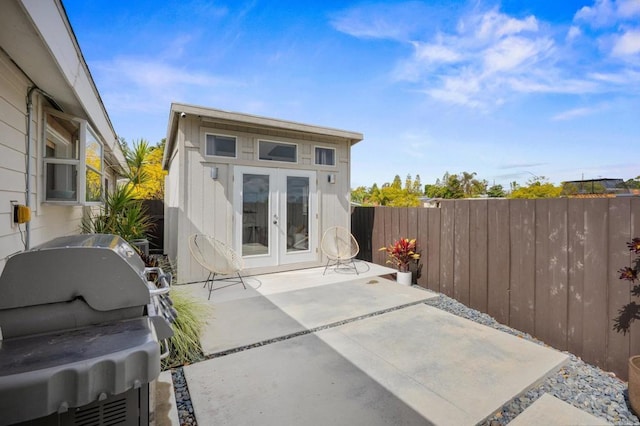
[273,214,278,225]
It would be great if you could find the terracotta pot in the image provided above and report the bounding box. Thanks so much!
[630,355,640,415]
[396,271,412,286]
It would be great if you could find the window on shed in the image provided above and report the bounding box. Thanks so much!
[44,111,103,204]
[259,140,297,163]
[315,147,335,166]
[205,134,236,157]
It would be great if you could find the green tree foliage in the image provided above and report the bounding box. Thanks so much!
[487,184,506,198]
[424,171,486,199]
[509,176,562,199]
[351,175,422,207]
[351,186,369,205]
[625,177,640,189]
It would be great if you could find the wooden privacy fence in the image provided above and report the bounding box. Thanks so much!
[142,199,164,254]
[351,198,640,380]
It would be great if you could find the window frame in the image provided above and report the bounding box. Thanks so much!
[314,146,336,167]
[204,133,237,158]
[257,139,298,163]
[42,109,104,206]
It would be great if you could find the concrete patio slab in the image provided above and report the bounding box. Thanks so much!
[185,303,568,425]
[507,394,611,425]
[315,304,569,425]
[265,276,436,329]
[156,370,179,426]
[190,268,435,356]
[199,293,307,355]
[176,261,398,303]
[250,261,397,296]
[185,333,436,425]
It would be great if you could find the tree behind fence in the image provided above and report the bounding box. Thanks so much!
[352,198,640,380]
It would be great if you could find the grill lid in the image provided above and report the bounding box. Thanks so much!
[0,234,150,311]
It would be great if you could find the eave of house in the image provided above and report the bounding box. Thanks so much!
[163,102,364,170]
[0,0,125,172]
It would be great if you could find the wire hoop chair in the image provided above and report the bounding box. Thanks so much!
[320,226,360,275]
[188,234,246,300]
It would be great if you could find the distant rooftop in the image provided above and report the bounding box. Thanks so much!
[563,178,631,195]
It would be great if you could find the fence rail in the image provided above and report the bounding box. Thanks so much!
[351,199,640,380]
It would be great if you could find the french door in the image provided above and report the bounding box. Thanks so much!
[233,166,317,268]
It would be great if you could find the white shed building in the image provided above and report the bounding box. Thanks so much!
[162,103,363,282]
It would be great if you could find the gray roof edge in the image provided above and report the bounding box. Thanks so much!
[171,102,364,143]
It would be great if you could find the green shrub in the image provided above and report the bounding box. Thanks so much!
[162,288,210,369]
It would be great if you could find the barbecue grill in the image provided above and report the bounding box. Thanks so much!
[0,234,175,425]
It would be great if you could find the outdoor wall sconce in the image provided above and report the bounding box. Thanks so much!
[328,173,336,184]
[210,166,218,180]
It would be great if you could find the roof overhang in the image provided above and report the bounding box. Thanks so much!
[0,0,125,171]
[163,102,364,170]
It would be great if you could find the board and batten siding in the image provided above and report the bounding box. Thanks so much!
[170,116,352,283]
[0,52,105,272]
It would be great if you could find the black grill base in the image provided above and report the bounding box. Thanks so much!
[11,385,149,426]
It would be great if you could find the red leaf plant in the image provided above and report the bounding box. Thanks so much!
[379,238,421,273]
[614,237,640,334]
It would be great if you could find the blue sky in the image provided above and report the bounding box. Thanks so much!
[64,0,640,189]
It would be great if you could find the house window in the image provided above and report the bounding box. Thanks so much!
[205,134,236,158]
[315,147,336,166]
[258,140,297,163]
[44,111,103,204]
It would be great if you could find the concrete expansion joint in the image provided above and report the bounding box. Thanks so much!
[205,298,432,361]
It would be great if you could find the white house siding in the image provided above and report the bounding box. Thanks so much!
[167,113,357,283]
[0,50,118,273]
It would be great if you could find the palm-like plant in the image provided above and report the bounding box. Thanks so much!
[123,139,152,187]
[82,138,157,244]
[81,184,152,242]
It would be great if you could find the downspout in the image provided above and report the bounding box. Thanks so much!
[25,87,37,250]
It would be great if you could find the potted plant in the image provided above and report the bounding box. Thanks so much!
[379,238,421,285]
[615,237,640,415]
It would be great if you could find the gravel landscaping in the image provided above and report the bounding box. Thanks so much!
[171,290,639,425]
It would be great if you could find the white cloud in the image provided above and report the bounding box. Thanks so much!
[617,0,640,18]
[589,69,640,84]
[330,2,430,41]
[567,26,581,41]
[508,78,599,95]
[483,36,553,74]
[552,106,602,121]
[426,72,483,108]
[337,2,640,109]
[96,58,227,89]
[612,29,640,57]
[90,57,241,114]
[397,9,561,107]
[472,10,538,40]
[574,0,640,27]
[413,42,462,63]
[575,0,617,27]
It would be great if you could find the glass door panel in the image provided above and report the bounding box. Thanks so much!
[286,176,309,252]
[235,166,316,268]
[242,174,270,256]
